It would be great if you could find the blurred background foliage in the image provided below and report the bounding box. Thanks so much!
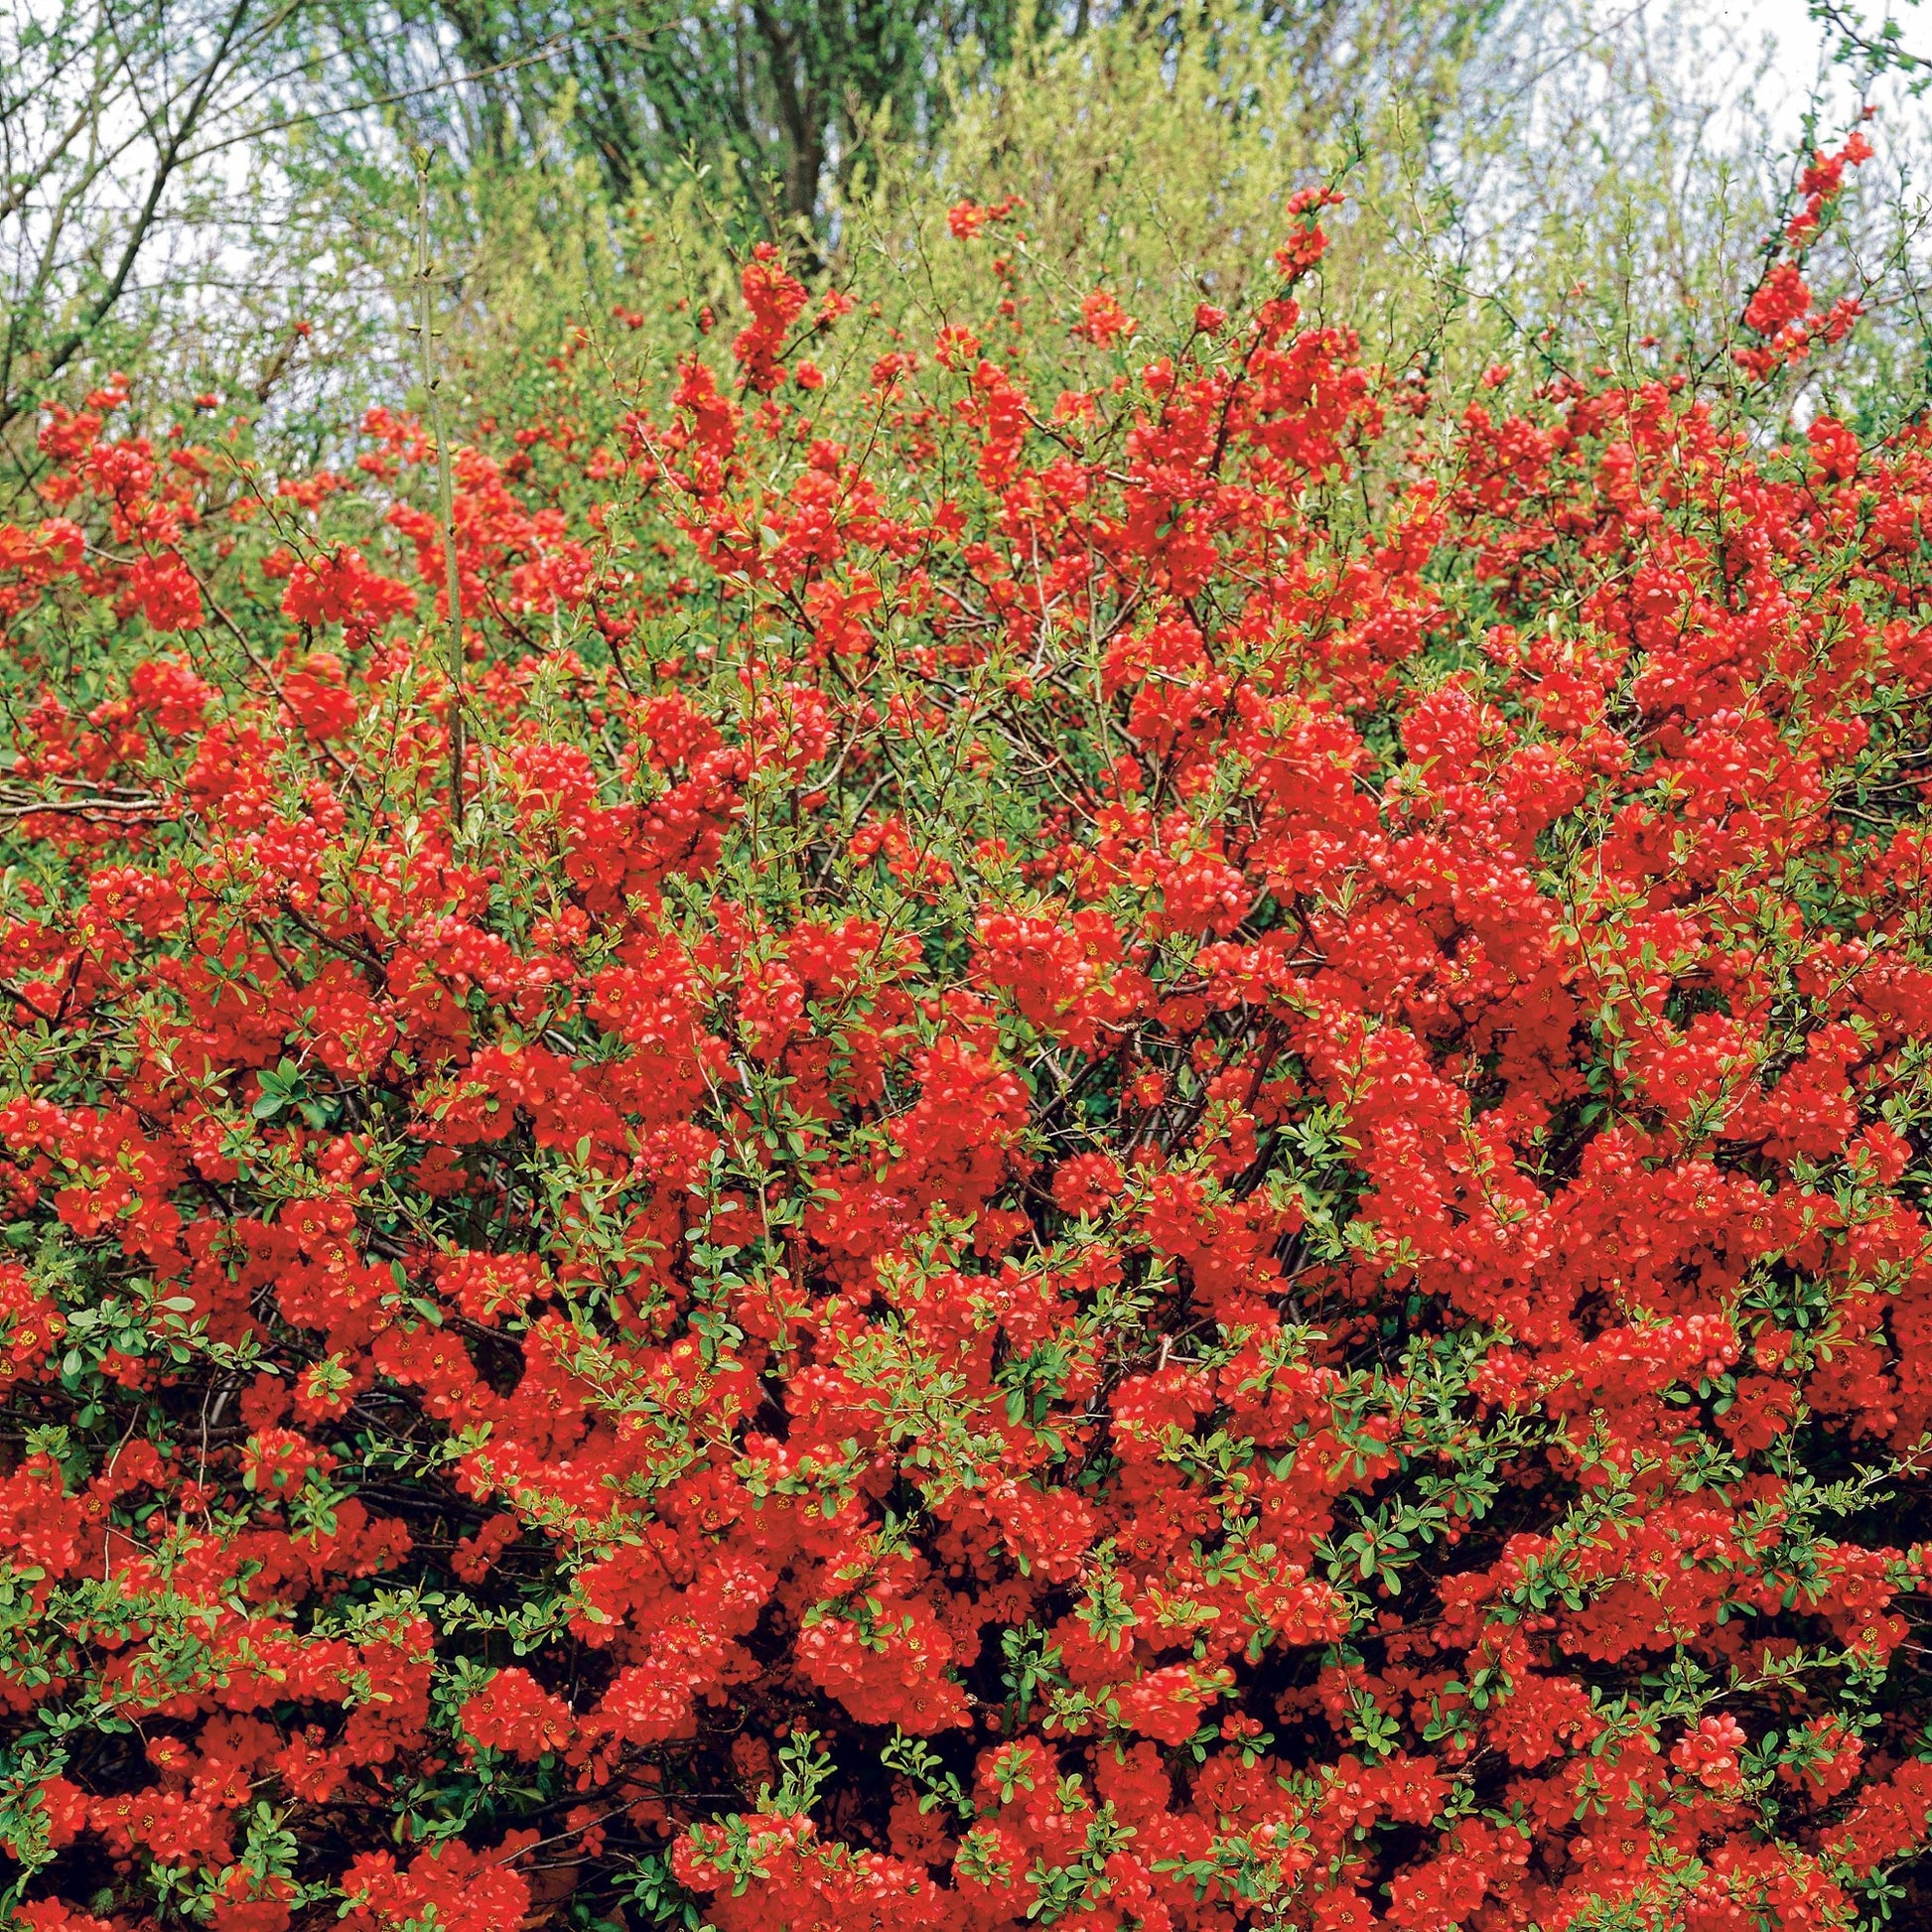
[2,0,1929,508]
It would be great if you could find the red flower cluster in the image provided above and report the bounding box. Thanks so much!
[0,146,1928,1932]
[1736,131,1872,378]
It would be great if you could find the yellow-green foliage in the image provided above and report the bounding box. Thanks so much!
[420,0,1914,473]
[5,0,1919,502]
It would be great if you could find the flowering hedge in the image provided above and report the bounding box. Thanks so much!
[2,139,1931,1932]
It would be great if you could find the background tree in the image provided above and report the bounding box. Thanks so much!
[294,0,1507,230]
[0,0,300,443]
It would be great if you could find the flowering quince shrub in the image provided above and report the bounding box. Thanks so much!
[2,139,1932,1932]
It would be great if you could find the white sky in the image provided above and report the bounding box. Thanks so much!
[1725,0,1831,87]
[1704,0,1862,109]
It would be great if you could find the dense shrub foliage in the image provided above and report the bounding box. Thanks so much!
[2,140,1932,1932]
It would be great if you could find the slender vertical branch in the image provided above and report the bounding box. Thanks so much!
[415,145,466,828]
